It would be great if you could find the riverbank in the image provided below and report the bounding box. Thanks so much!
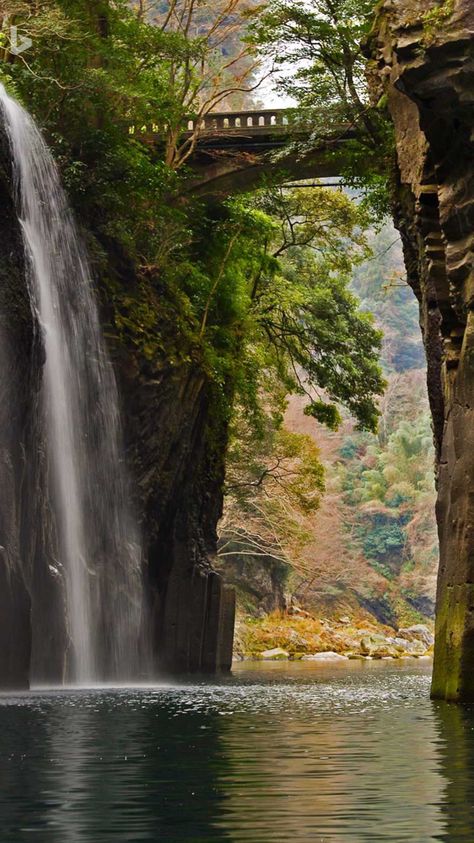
[234,610,434,661]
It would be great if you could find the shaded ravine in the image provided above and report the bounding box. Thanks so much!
[0,85,150,685]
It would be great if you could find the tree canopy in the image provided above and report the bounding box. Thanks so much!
[1,0,387,562]
[250,0,394,215]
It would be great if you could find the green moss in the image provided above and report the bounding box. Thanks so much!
[431,583,474,701]
[422,0,455,44]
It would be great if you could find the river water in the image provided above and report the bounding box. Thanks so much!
[1,660,473,842]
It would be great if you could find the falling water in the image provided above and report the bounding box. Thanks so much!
[0,85,149,685]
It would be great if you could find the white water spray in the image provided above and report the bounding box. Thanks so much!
[0,85,149,685]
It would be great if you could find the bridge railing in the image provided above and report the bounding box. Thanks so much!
[128,108,292,138]
[185,109,290,133]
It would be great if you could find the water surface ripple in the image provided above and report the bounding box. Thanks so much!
[0,660,472,842]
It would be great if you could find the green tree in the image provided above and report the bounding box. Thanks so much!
[252,0,376,132]
[246,187,384,430]
[250,0,394,216]
[339,408,436,576]
[1,1,388,584]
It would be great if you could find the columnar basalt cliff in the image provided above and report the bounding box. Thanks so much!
[0,122,235,687]
[370,0,474,700]
[118,341,236,674]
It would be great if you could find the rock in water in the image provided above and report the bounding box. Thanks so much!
[260,648,289,660]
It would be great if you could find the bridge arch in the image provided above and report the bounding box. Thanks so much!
[129,108,355,198]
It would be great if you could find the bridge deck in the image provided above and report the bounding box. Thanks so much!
[128,108,353,196]
[129,108,296,140]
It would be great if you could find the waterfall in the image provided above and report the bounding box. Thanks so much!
[0,85,149,685]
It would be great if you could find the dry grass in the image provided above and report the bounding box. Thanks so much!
[237,610,397,658]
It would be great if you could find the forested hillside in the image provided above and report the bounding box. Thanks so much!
[337,226,437,620]
[221,221,438,639]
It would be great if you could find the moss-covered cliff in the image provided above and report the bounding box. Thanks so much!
[370,0,474,700]
[0,121,235,685]
[114,300,237,673]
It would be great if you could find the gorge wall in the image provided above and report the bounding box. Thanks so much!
[117,324,236,674]
[0,122,235,687]
[0,124,35,688]
[370,0,474,700]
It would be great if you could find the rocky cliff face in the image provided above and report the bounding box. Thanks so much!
[0,125,234,686]
[117,340,236,674]
[0,124,33,688]
[370,0,474,700]
[96,244,236,675]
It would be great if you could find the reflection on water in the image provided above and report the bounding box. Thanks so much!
[0,660,473,841]
[434,701,474,842]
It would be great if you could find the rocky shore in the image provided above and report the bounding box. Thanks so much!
[235,611,434,661]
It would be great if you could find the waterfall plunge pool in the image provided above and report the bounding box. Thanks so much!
[0,659,472,842]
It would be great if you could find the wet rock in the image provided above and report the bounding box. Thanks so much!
[260,647,289,660]
[119,329,236,674]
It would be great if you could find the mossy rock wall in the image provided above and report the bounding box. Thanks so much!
[370,0,474,700]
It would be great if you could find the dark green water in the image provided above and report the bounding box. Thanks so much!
[1,659,474,842]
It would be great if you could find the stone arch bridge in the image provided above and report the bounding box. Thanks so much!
[129,108,355,197]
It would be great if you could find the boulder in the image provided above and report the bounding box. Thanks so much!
[288,605,313,618]
[260,647,289,660]
[360,634,400,659]
[388,636,426,656]
[398,625,434,648]
[387,637,413,653]
[287,629,311,649]
[332,632,361,652]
